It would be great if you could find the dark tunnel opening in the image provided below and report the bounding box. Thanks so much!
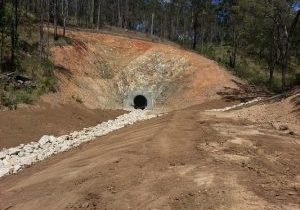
[134,95,148,110]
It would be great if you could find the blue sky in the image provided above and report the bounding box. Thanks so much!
[212,0,222,5]
[295,2,300,11]
[160,0,300,11]
[212,0,300,11]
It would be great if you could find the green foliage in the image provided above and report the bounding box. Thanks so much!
[0,3,12,33]
[0,74,56,108]
[0,85,33,109]
[184,0,300,92]
[197,42,299,93]
[36,76,57,93]
[52,35,74,46]
[0,54,56,107]
[0,2,62,108]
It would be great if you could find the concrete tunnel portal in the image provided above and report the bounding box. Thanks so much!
[125,90,154,110]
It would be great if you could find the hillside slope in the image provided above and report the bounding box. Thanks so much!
[50,30,236,110]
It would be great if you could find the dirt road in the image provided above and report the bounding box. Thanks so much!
[0,101,299,210]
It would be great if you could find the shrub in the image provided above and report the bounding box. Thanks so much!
[36,77,57,93]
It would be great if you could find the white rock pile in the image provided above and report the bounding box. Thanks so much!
[0,110,158,178]
[206,98,262,112]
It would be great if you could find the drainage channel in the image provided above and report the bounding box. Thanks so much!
[134,95,148,110]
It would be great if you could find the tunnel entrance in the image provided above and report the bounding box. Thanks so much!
[134,95,148,110]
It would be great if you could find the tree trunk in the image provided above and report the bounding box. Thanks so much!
[163,11,167,38]
[268,57,275,87]
[63,0,68,37]
[269,65,274,86]
[97,0,101,30]
[275,10,300,91]
[0,0,4,72]
[39,0,44,59]
[160,18,163,37]
[0,29,4,73]
[62,0,64,36]
[54,0,58,40]
[192,12,198,50]
[117,0,122,27]
[90,0,94,27]
[268,32,275,86]
[175,5,179,39]
[229,29,238,69]
[150,13,154,36]
[74,0,77,25]
[281,62,286,90]
[11,0,19,71]
[124,0,128,29]
[46,0,50,58]
[33,0,38,13]
[201,30,204,52]
[25,0,29,15]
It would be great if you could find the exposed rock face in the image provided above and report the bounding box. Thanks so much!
[0,110,158,178]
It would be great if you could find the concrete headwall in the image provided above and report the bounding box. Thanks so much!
[124,90,154,110]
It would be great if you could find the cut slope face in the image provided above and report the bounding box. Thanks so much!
[230,92,300,133]
[51,30,236,110]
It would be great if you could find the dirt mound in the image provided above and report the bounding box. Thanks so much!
[50,30,236,110]
[218,89,300,135]
[291,93,300,116]
[217,80,272,102]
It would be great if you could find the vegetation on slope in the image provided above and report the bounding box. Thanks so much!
[191,43,300,93]
[0,2,58,109]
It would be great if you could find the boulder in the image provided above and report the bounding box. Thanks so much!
[39,135,51,146]
[20,156,35,166]
[49,136,58,144]
[23,145,34,153]
[272,122,289,131]
[2,158,11,166]
[18,151,26,157]
[0,151,7,160]
[37,154,45,161]
[13,165,22,174]
[8,148,21,156]
[0,167,11,177]
[30,142,40,149]
[279,125,289,131]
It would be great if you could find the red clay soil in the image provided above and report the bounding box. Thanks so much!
[0,103,125,149]
[0,100,299,210]
[50,29,237,110]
